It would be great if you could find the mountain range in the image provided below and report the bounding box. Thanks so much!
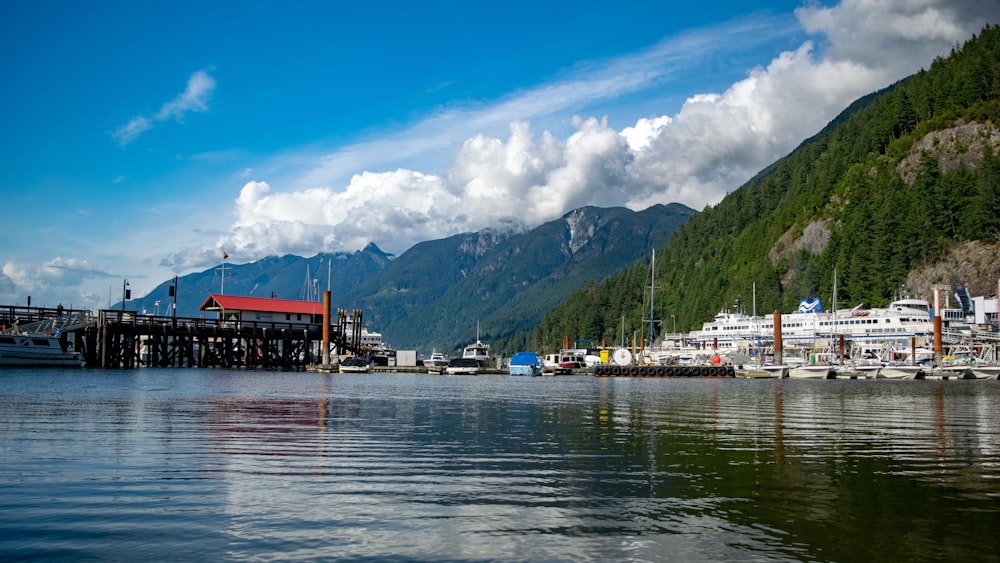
[130,203,696,355]
[133,27,1000,359]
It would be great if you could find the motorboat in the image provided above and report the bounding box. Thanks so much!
[444,357,480,375]
[424,351,450,373]
[878,363,926,379]
[0,313,89,367]
[760,364,791,378]
[788,364,838,379]
[508,352,543,376]
[0,333,82,367]
[462,339,493,368]
[338,355,373,373]
[462,322,493,367]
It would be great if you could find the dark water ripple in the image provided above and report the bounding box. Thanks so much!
[1,370,998,561]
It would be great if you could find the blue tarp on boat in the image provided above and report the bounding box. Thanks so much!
[509,352,542,376]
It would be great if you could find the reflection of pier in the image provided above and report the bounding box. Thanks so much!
[2,303,363,370]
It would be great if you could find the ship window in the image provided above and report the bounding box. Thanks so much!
[31,338,52,346]
[0,336,15,344]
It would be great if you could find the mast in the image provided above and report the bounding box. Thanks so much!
[648,249,656,347]
[752,281,758,369]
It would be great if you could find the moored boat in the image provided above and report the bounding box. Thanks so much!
[508,352,543,376]
[788,364,838,379]
[462,340,492,367]
[338,355,373,373]
[760,364,790,378]
[878,363,926,379]
[424,351,450,373]
[462,323,493,368]
[0,333,82,367]
[0,312,90,368]
[444,357,480,375]
[692,296,935,352]
[940,363,1000,379]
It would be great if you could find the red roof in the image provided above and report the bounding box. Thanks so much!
[198,294,324,315]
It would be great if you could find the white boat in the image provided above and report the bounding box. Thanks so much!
[853,364,883,379]
[0,313,89,367]
[462,340,492,367]
[760,364,791,378]
[0,333,82,367]
[940,363,1000,379]
[338,356,373,373]
[508,352,543,376]
[462,323,493,367]
[878,364,926,379]
[788,364,838,379]
[541,353,574,375]
[967,365,1000,379]
[423,351,450,372]
[940,347,1000,379]
[444,357,480,375]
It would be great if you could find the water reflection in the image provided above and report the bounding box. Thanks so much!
[0,370,997,561]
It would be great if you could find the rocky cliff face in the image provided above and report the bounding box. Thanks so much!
[905,240,1000,301]
[770,121,1000,301]
[897,121,1000,300]
[897,121,1000,184]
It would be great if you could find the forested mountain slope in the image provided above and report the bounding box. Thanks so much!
[339,204,696,354]
[536,25,1000,349]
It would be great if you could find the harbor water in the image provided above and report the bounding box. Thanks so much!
[1,368,998,562]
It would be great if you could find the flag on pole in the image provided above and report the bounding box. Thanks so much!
[223,251,229,260]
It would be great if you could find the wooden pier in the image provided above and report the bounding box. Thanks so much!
[2,304,360,370]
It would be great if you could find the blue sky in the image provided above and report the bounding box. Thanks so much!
[2,0,998,311]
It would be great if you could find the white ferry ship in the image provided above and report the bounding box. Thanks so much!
[691,298,935,351]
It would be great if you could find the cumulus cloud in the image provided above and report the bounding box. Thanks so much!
[796,0,997,67]
[166,0,999,269]
[1,258,114,308]
[113,70,216,146]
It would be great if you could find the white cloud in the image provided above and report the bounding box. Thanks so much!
[113,70,216,146]
[156,70,215,120]
[112,116,152,146]
[796,0,997,68]
[168,0,1000,270]
[1,258,114,309]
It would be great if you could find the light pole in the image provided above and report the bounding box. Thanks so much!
[155,300,161,316]
[122,279,130,312]
[170,276,178,327]
[671,314,676,334]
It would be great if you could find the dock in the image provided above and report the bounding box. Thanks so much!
[2,304,362,370]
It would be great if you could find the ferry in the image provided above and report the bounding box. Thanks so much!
[691,298,935,351]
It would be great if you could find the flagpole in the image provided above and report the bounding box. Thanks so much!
[218,251,230,295]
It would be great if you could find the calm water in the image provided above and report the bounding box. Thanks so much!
[1,369,998,562]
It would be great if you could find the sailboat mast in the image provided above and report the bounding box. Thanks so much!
[753,281,758,369]
[648,249,656,346]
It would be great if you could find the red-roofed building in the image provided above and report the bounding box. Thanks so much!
[198,294,324,326]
